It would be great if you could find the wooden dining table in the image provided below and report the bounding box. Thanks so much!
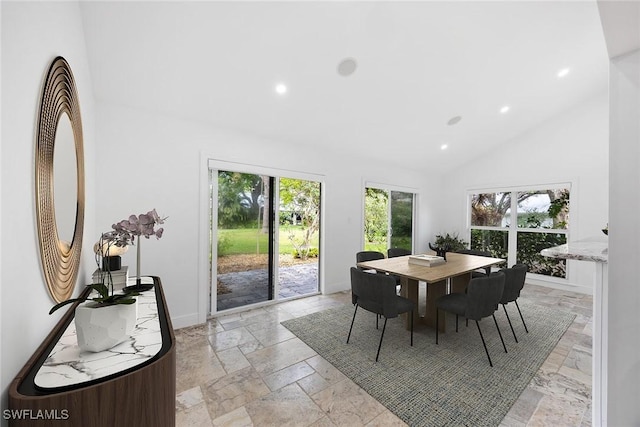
[357,252,505,331]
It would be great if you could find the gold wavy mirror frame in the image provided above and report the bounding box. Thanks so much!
[36,56,85,303]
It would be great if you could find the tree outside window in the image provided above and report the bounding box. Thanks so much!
[470,187,570,279]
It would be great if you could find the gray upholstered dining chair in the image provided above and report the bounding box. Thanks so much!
[385,248,410,288]
[357,249,403,292]
[435,271,508,367]
[387,247,412,258]
[499,264,529,342]
[347,267,415,362]
[355,251,385,272]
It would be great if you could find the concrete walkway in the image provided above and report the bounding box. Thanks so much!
[217,263,318,311]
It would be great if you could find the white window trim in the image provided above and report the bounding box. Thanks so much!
[466,183,572,283]
[208,159,324,183]
[362,180,419,253]
[199,154,325,321]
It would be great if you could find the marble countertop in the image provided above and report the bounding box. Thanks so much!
[34,277,162,390]
[541,236,608,263]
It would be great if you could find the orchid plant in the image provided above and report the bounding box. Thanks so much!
[107,208,166,245]
[49,209,166,315]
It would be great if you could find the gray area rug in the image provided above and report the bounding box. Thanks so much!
[282,300,575,426]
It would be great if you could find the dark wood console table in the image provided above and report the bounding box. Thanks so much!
[8,276,175,427]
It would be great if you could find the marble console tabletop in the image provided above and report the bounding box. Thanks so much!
[34,277,161,390]
[541,236,608,263]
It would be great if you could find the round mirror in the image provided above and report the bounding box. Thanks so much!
[53,112,78,246]
[36,57,85,303]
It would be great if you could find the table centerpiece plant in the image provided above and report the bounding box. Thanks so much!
[428,232,468,260]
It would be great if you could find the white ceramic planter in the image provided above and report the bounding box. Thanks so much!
[75,301,137,352]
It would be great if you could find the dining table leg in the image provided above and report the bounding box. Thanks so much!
[399,277,420,330]
[425,279,447,332]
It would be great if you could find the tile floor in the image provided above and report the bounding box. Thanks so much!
[175,283,593,426]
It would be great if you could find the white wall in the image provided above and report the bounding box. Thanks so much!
[607,48,640,426]
[94,103,441,328]
[0,1,96,418]
[438,91,609,292]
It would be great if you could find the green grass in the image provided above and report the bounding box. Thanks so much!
[218,226,319,256]
[364,238,411,254]
[364,242,387,253]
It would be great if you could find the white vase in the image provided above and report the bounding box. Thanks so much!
[75,301,137,352]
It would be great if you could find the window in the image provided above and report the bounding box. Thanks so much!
[469,186,570,279]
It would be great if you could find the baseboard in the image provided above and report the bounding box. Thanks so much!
[325,281,350,295]
[170,312,200,330]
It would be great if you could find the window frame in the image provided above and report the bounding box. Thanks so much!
[467,183,571,283]
[206,158,325,315]
[362,181,418,254]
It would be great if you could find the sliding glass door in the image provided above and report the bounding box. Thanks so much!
[210,165,321,313]
[389,190,414,250]
[215,172,274,311]
[364,185,415,253]
[278,178,321,299]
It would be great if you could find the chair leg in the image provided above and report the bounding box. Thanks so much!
[492,314,508,353]
[375,317,388,362]
[410,310,414,346]
[347,304,358,344]
[514,300,529,333]
[436,309,439,344]
[376,313,379,330]
[475,320,493,367]
[502,304,518,343]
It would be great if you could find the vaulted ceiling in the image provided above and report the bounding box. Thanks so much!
[79,1,609,172]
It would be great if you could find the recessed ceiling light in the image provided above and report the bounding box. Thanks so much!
[557,67,570,78]
[440,144,448,150]
[337,58,357,77]
[500,105,510,114]
[275,83,288,95]
[447,116,462,126]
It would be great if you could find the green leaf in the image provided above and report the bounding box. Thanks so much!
[88,283,109,299]
[49,298,85,315]
[110,294,137,304]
